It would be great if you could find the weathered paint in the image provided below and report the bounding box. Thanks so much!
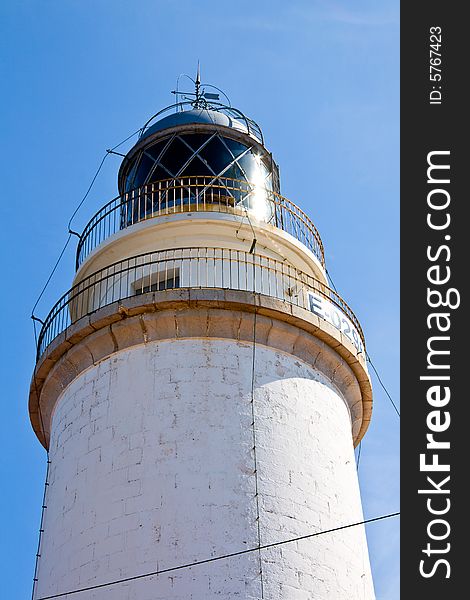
[35,338,374,599]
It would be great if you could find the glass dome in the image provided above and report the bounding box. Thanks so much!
[122,106,279,189]
[119,107,280,226]
[123,131,275,192]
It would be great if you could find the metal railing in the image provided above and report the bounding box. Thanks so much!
[37,247,364,361]
[75,177,325,269]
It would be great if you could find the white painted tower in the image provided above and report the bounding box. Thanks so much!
[30,83,375,599]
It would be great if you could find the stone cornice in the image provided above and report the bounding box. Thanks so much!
[30,289,372,449]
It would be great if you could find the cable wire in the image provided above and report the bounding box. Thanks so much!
[30,234,72,317]
[30,363,52,599]
[323,267,400,419]
[66,156,107,231]
[31,456,51,600]
[356,441,362,472]
[29,125,141,598]
[366,352,400,418]
[67,127,141,231]
[31,127,141,319]
[249,259,264,598]
[325,267,338,293]
[35,511,399,600]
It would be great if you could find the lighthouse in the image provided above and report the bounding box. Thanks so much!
[30,79,375,599]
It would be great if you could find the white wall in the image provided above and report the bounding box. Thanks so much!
[35,338,374,600]
[74,213,327,287]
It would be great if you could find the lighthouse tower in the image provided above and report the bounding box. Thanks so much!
[30,81,375,599]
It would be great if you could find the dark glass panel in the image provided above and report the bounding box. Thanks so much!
[145,139,167,161]
[159,137,195,177]
[125,158,139,192]
[180,133,212,152]
[179,155,214,177]
[223,162,245,181]
[223,137,249,159]
[197,137,233,175]
[133,153,155,187]
[236,151,257,180]
[147,165,172,184]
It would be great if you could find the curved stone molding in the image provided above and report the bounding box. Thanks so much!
[30,289,372,449]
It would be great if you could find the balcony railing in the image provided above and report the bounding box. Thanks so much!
[37,247,364,362]
[75,177,325,269]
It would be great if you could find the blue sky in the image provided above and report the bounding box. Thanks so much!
[0,1,399,597]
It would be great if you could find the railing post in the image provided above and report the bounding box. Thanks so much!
[74,179,325,270]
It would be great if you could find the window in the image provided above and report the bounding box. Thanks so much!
[133,269,180,296]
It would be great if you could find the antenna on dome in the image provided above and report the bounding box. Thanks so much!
[171,62,222,108]
[195,61,201,106]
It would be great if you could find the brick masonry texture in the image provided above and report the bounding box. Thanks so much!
[35,338,375,599]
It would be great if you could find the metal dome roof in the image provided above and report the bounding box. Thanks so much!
[140,109,250,139]
[138,102,264,144]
